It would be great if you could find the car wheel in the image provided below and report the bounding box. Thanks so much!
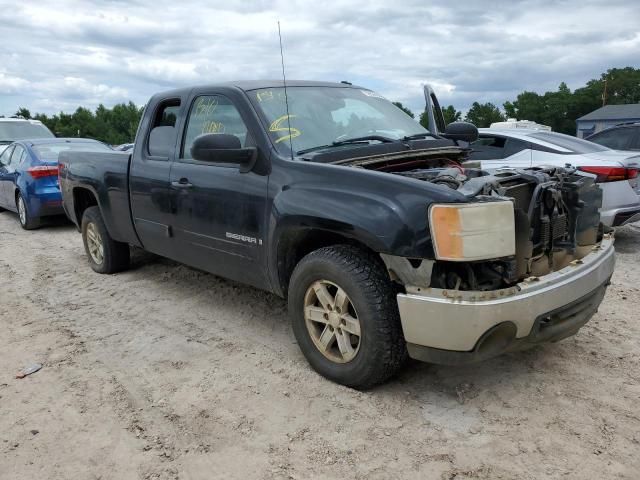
[288,245,407,389]
[81,206,130,274]
[16,193,40,230]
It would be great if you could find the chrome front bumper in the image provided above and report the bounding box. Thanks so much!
[397,235,615,363]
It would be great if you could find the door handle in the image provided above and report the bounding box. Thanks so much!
[171,178,193,189]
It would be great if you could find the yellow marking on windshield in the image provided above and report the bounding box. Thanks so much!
[257,90,274,102]
[269,114,300,143]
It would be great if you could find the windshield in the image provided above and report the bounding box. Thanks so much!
[250,86,427,155]
[33,141,112,161]
[529,132,610,154]
[0,121,54,142]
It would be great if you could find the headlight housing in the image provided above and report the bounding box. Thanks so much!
[429,201,516,261]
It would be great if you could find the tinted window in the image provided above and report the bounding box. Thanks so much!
[503,138,529,157]
[33,142,112,161]
[529,132,609,153]
[148,99,181,158]
[630,127,640,150]
[181,95,249,159]
[588,127,636,150]
[0,121,54,141]
[469,136,506,159]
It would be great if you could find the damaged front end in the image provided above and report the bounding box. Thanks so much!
[336,146,615,363]
[336,147,604,292]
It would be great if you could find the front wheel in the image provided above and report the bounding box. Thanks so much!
[16,193,40,230]
[288,245,407,389]
[81,206,130,273]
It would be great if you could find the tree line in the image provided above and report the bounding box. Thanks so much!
[10,67,640,144]
[396,67,640,134]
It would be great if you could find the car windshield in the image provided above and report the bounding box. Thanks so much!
[33,142,112,161]
[0,121,54,141]
[250,86,427,155]
[529,132,610,154]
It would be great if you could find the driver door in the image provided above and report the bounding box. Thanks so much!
[168,92,270,290]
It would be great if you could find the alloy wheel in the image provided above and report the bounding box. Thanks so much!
[303,280,362,363]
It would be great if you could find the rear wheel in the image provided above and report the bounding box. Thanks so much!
[288,245,407,389]
[81,206,130,273]
[16,193,40,230]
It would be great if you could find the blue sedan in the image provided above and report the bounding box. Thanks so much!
[0,138,113,229]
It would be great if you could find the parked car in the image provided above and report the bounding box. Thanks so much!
[59,81,614,388]
[586,122,640,151]
[466,129,640,227]
[0,117,55,155]
[114,143,134,152]
[0,138,113,229]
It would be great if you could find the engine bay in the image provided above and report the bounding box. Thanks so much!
[336,147,604,291]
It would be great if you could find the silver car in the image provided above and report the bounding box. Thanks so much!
[468,129,640,227]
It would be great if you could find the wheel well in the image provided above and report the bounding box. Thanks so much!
[73,188,98,225]
[277,229,378,296]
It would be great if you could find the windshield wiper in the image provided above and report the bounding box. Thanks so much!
[333,135,395,146]
[296,135,395,155]
[402,132,438,141]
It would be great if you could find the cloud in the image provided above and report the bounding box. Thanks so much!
[0,0,638,116]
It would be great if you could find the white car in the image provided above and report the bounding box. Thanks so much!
[468,129,640,227]
[0,117,55,155]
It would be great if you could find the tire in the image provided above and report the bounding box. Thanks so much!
[288,245,407,389]
[16,193,40,230]
[81,206,130,274]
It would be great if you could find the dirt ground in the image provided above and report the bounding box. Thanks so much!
[1,211,639,480]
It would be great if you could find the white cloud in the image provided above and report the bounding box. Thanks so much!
[0,0,638,116]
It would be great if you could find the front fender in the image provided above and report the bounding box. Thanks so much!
[265,158,468,294]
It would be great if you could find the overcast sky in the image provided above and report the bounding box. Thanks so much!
[1,0,638,117]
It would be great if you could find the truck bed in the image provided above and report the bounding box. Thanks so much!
[59,150,140,246]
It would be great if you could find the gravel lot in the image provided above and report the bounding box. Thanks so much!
[1,211,639,480]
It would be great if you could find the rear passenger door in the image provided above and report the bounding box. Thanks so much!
[168,92,270,290]
[468,135,532,169]
[130,97,185,257]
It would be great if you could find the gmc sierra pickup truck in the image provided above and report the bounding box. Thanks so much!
[59,81,615,389]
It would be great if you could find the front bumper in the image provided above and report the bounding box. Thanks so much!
[397,235,615,365]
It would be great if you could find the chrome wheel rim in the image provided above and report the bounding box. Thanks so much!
[85,222,104,265]
[17,196,27,225]
[304,280,361,363]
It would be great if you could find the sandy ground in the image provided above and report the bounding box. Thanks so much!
[0,211,639,480]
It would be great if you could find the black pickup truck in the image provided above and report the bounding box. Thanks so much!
[59,81,615,388]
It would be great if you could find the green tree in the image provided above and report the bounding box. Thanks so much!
[442,105,462,125]
[419,105,461,130]
[15,107,31,119]
[465,102,505,127]
[392,101,414,118]
[32,103,143,144]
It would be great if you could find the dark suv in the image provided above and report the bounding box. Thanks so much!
[586,123,640,151]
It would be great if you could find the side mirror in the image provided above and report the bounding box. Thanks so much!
[191,133,257,173]
[440,122,478,143]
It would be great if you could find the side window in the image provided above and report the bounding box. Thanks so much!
[630,127,640,150]
[147,99,181,158]
[0,146,15,165]
[10,145,26,165]
[503,138,529,157]
[589,128,634,150]
[181,95,249,160]
[469,136,506,160]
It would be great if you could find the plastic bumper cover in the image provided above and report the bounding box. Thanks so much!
[397,235,615,364]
